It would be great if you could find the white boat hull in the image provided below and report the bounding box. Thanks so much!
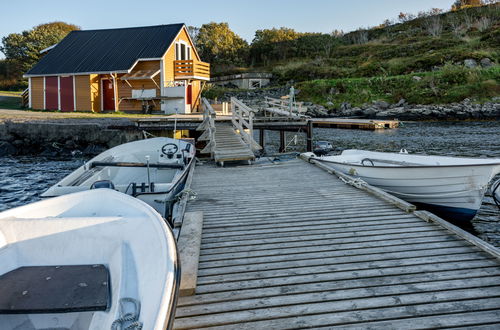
[42,137,195,218]
[304,150,500,223]
[0,189,179,329]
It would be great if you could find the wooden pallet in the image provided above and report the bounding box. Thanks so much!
[174,159,500,329]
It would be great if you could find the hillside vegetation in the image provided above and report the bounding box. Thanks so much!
[203,3,499,106]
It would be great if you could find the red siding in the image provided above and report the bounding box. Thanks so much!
[60,76,74,112]
[45,76,58,110]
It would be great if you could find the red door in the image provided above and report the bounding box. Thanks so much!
[60,76,74,112]
[45,76,58,110]
[186,84,192,105]
[102,79,115,111]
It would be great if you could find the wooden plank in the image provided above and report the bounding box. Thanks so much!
[175,296,500,329]
[179,265,500,306]
[177,211,203,296]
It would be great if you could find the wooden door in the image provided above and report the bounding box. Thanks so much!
[102,79,115,111]
[186,84,192,105]
[60,76,74,112]
[45,76,58,110]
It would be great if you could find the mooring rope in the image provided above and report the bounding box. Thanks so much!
[111,298,143,330]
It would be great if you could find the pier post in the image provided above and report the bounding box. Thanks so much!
[306,120,313,152]
[279,130,285,153]
[259,129,266,152]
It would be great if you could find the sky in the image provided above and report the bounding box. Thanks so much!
[1,0,456,55]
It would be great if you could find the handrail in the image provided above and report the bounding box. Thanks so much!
[264,96,310,119]
[21,88,29,108]
[230,97,262,151]
[174,60,210,79]
[199,98,216,156]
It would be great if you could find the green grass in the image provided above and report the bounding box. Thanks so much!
[297,66,500,107]
[0,94,23,110]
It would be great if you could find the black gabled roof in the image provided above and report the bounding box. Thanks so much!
[26,24,184,76]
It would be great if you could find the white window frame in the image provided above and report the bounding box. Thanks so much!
[175,40,191,61]
[249,79,262,90]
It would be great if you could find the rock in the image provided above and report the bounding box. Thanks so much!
[364,107,378,116]
[373,100,390,110]
[326,101,334,107]
[65,140,77,149]
[340,102,351,111]
[395,99,406,107]
[480,58,493,68]
[464,59,478,68]
[0,141,17,156]
[412,76,422,81]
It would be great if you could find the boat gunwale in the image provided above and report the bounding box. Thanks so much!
[313,158,500,170]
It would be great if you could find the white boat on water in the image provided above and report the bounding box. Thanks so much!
[0,189,179,330]
[43,137,195,219]
[303,149,500,223]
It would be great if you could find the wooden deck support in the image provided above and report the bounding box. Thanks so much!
[279,130,285,153]
[306,119,313,152]
[259,129,265,152]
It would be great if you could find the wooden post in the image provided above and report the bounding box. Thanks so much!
[306,120,313,152]
[259,129,266,152]
[279,130,285,153]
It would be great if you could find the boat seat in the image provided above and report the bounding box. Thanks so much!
[0,265,110,314]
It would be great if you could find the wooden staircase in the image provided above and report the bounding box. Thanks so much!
[213,123,255,166]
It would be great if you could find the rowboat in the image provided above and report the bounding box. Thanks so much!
[43,137,195,219]
[0,189,179,329]
[303,149,500,223]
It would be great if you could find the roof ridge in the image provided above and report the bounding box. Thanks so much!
[72,23,184,33]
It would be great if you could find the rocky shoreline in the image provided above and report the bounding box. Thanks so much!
[0,119,142,157]
[216,87,500,120]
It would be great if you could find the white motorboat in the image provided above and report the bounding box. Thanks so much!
[0,189,179,330]
[43,137,195,220]
[303,149,500,223]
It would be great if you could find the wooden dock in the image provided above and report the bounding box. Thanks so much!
[174,159,500,329]
[213,123,255,165]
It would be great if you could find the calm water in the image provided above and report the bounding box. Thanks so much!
[1,121,499,245]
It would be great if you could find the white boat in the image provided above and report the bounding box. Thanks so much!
[303,149,500,223]
[43,137,195,219]
[0,189,179,330]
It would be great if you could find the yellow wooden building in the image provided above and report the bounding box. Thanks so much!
[24,24,209,114]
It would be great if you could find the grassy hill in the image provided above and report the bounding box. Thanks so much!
[208,4,500,107]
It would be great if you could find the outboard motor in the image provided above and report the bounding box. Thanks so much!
[90,180,116,190]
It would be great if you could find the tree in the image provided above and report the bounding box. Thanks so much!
[452,0,485,10]
[250,27,303,64]
[1,22,80,77]
[195,22,248,66]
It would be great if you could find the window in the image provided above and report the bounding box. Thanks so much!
[249,80,261,89]
[176,42,191,60]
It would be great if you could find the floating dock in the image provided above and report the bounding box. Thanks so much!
[174,158,500,329]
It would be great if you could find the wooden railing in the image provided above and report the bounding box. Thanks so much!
[264,96,310,119]
[197,98,216,155]
[21,88,29,108]
[231,97,262,151]
[174,60,210,80]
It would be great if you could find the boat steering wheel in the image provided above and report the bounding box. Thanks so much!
[161,143,179,156]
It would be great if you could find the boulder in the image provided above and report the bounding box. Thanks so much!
[464,59,478,68]
[0,141,17,156]
[373,100,390,110]
[480,58,493,68]
[412,76,422,81]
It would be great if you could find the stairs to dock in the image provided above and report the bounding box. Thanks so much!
[213,123,255,165]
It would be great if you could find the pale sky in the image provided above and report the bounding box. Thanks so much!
[1,0,456,56]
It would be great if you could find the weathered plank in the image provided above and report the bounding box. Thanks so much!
[177,212,203,296]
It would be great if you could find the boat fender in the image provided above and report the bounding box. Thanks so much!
[492,179,500,210]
